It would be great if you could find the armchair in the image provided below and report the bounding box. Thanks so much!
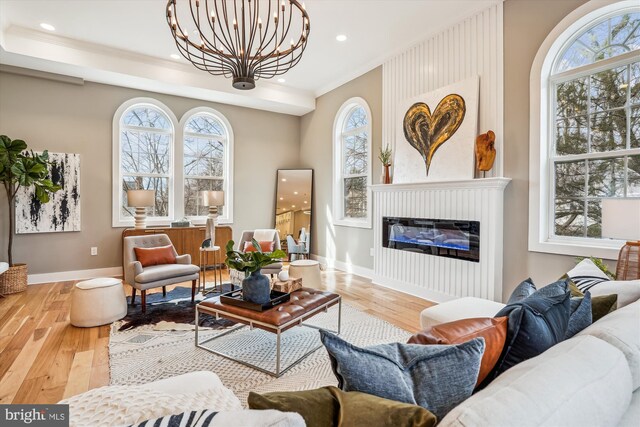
[123,234,200,312]
[286,235,308,261]
[238,229,283,277]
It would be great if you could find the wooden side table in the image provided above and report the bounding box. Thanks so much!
[199,246,223,294]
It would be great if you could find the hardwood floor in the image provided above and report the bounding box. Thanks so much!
[0,269,434,404]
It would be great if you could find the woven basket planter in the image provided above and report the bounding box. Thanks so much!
[0,263,28,295]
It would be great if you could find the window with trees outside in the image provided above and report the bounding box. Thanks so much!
[113,100,234,227]
[551,11,640,240]
[118,103,174,222]
[333,98,372,228]
[183,111,229,218]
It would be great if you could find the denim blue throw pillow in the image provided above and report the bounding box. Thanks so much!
[566,291,592,339]
[506,278,536,304]
[319,330,485,420]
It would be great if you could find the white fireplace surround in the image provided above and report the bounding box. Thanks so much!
[372,178,511,303]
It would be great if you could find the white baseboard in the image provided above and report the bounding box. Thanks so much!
[310,254,374,279]
[371,274,456,304]
[28,266,123,285]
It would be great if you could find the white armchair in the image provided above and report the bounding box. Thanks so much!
[123,234,199,312]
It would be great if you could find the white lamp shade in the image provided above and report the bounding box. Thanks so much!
[602,198,640,241]
[126,189,155,207]
[202,190,224,207]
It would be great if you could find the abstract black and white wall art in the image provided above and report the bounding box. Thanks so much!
[15,152,81,234]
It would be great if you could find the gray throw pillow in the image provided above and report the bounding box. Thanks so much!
[319,330,485,420]
[566,291,592,339]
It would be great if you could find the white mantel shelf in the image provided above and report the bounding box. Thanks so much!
[372,177,511,303]
[371,177,511,192]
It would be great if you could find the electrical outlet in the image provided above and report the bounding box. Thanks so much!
[91,247,98,256]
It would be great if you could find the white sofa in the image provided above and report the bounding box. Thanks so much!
[422,298,640,427]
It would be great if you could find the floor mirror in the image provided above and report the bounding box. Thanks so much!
[275,169,313,262]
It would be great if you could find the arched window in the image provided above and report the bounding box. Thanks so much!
[333,98,372,228]
[112,99,177,226]
[529,1,640,259]
[180,108,234,224]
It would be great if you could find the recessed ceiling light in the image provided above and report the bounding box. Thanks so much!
[281,178,287,182]
[277,78,286,83]
[292,205,296,208]
[279,197,284,200]
[336,34,347,42]
[293,191,298,195]
[304,201,308,204]
[40,23,55,31]
[170,53,181,60]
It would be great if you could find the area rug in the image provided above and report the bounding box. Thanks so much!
[109,303,411,406]
[119,285,237,331]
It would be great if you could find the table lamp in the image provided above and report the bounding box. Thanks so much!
[126,189,155,229]
[201,190,224,248]
[602,198,640,280]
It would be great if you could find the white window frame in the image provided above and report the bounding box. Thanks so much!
[112,98,178,228]
[332,97,372,229]
[529,0,638,259]
[178,107,234,225]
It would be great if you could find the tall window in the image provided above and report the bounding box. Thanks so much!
[333,98,372,228]
[113,100,234,227]
[182,108,233,222]
[529,2,640,259]
[552,12,639,238]
[115,101,175,224]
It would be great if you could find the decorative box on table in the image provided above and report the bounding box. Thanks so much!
[271,278,302,293]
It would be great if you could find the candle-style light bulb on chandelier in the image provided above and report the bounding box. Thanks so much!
[167,0,310,90]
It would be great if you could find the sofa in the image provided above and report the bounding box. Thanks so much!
[421,297,640,426]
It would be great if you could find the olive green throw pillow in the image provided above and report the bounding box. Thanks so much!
[248,386,437,427]
[567,278,617,322]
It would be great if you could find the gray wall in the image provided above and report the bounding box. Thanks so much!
[300,67,383,270]
[502,0,604,299]
[0,71,300,274]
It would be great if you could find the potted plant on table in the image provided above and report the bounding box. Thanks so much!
[378,144,393,184]
[0,135,61,294]
[225,239,286,304]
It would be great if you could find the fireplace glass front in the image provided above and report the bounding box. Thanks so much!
[382,216,480,262]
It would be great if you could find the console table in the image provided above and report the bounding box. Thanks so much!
[122,225,232,269]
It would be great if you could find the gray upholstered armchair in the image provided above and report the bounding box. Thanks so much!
[123,234,199,312]
[238,229,283,277]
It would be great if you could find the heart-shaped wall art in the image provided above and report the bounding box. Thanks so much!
[402,94,466,175]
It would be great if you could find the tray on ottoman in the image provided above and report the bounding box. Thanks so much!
[220,289,290,311]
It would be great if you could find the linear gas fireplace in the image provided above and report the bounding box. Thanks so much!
[382,216,480,262]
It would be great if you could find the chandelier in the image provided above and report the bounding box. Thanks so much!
[166,0,310,90]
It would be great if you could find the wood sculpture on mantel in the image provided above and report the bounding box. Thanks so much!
[475,130,497,177]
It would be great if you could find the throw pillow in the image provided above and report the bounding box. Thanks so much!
[129,409,305,427]
[248,386,437,427]
[567,278,617,322]
[133,245,176,267]
[408,317,508,387]
[319,330,484,420]
[507,278,590,340]
[566,291,592,339]
[506,278,536,304]
[488,290,570,382]
[243,240,275,253]
[567,259,640,308]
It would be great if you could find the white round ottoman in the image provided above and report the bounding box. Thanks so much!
[70,277,127,327]
[288,260,322,289]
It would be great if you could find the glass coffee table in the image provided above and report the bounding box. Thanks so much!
[195,288,341,377]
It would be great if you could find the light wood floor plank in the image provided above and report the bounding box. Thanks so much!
[62,350,94,399]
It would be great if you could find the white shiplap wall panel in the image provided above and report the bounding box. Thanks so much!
[383,4,504,177]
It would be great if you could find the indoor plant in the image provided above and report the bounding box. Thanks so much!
[225,239,286,304]
[378,144,393,184]
[0,135,61,293]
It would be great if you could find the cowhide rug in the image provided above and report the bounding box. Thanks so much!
[119,285,236,331]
